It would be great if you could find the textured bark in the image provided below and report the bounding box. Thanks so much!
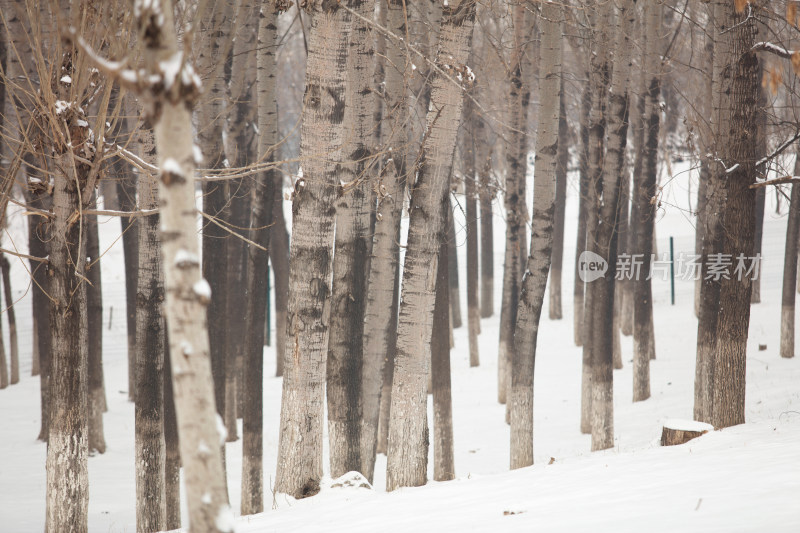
[360,0,409,483]
[447,209,462,328]
[46,152,89,533]
[510,2,561,469]
[574,83,591,347]
[498,1,530,406]
[581,2,611,435]
[463,95,480,367]
[327,0,377,479]
[0,261,7,387]
[134,125,166,532]
[750,75,768,305]
[139,1,231,529]
[780,154,800,359]
[590,0,635,451]
[709,0,759,429]
[633,0,661,403]
[135,166,166,532]
[549,88,568,320]
[86,209,106,454]
[432,224,454,481]
[479,137,494,319]
[226,0,259,434]
[197,1,233,421]
[275,0,351,498]
[241,1,280,514]
[271,187,290,377]
[163,341,180,531]
[1,255,17,385]
[386,0,476,491]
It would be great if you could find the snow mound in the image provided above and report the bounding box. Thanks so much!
[330,472,373,491]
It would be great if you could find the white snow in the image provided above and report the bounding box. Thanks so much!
[663,419,715,433]
[197,440,211,457]
[192,278,212,300]
[162,157,184,177]
[193,144,204,165]
[0,157,799,533]
[174,248,199,267]
[216,413,228,445]
[60,75,72,84]
[215,504,236,532]
[54,100,71,115]
[76,119,89,128]
[180,340,194,356]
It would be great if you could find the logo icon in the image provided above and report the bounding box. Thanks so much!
[578,251,608,283]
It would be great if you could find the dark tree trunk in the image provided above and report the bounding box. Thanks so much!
[270,188,289,377]
[464,99,480,367]
[432,219,455,481]
[447,210,462,329]
[574,83,591,346]
[549,88,568,321]
[479,151,494,319]
[86,210,105,454]
[163,340,180,531]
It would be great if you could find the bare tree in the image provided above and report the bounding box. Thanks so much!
[780,152,800,359]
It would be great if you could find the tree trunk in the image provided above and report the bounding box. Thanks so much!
[360,0,409,483]
[709,0,759,428]
[271,186,290,377]
[432,221,455,481]
[498,1,530,406]
[581,2,611,435]
[590,0,635,450]
[274,0,351,498]
[574,83,591,347]
[134,125,166,532]
[464,96,480,367]
[386,0,477,491]
[479,141,494,319]
[241,0,280,514]
[633,0,661,403]
[139,2,231,529]
[447,209,462,328]
[780,153,800,359]
[197,1,233,423]
[46,147,89,533]
[1,255,18,385]
[0,266,7,387]
[510,0,561,469]
[549,87,568,320]
[163,340,180,531]
[86,208,106,455]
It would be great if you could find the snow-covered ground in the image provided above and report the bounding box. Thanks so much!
[0,158,799,532]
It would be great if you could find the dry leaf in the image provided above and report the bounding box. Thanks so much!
[792,51,800,76]
[763,64,783,96]
[788,1,800,27]
[735,0,749,13]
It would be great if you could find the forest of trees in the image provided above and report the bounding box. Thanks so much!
[0,0,798,531]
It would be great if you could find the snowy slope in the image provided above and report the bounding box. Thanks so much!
[0,158,799,532]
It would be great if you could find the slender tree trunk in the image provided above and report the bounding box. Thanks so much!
[139,1,232,529]
[1,256,18,384]
[590,0,635,450]
[574,83,591,347]
[633,0,661,402]
[0,267,7,387]
[479,143,494,319]
[780,153,800,359]
[510,1,561,469]
[360,0,409,483]
[464,95,480,367]
[432,221,455,481]
[386,0,477,491]
[241,0,280,514]
[274,0,351,498]
[271,188,289,377]
[197,1,233,422]
[86,208,106,454]
[581,2,611,435]
[498,1,530,406]
[447,209,462,328]
[549,87,568,320]
[750,73,768,305]
[163,340,180,531]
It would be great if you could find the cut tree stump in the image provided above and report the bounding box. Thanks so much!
[660,419,714,446]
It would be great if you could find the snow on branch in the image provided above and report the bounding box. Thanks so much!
[752,42,795,59]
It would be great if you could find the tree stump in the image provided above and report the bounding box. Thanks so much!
[660,419,714,446]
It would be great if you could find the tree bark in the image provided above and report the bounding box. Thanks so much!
[139,1,232,529]
[780,153,800,359]
[386,0,477,491]
[479,136,494,318]
[163,338,180,531]
[498,0,530,406]
[86,207,106,454]
[274,0,351,498]
[447,208,462,328]
[633,0,662,403]
[549,86,568,320]
[464,95,480,367]
[590,0,635,450]
[360,0,410,483]
[432,220,455,481]
[241,0,280,514]
[510,0,561,469]
[271,186,289,377]
[574,83,591,347]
